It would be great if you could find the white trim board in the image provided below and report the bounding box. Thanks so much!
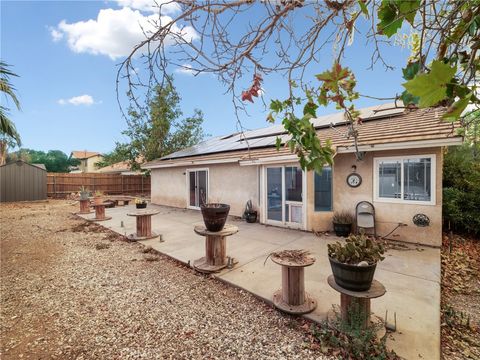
[337,137,462,153]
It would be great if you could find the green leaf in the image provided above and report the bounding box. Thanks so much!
[358,0,369,17]
[442,94,472,122]
[403,60,457,107]
[303,101,318,117]
[377,0,420,37]
[400,90,419,105]
[275,136,282,150]
[402,61,420,80]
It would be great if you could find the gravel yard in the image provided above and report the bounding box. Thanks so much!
[0,201,325,359]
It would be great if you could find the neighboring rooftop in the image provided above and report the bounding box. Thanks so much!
[144,103,462,168]
[71,151,102,159]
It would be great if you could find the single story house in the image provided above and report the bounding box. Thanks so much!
[143,103,463,247]
[70,150,103,173]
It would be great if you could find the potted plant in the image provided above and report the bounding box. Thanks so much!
[327,233,385,291]
[79,186,90,200]
[201,203,230,232]
[243,200,258,223]
[332,210,354,237]
[135,198,147,209]
[93,190,104,205]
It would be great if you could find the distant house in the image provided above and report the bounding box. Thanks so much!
[70,151,103,173]
[143,103,463,247]
[97,160,141,175]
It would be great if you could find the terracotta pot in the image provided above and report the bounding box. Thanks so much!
[201,203,230,232]
[94,196,103,205]
[329,257,377,291]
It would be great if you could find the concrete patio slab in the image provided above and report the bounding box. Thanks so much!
[77,204,440,359]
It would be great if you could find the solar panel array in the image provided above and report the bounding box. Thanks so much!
[162,102,404,160]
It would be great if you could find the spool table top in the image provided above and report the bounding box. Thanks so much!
[327,275,386,298]
[270,251,316,268]
[194,224,238,237]
[127,209,161,217]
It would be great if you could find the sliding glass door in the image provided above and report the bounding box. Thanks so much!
[188,169,208,209]
[266,165,304,228]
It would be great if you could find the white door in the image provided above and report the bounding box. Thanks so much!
[265,165,304,229]
[188,169,208,209]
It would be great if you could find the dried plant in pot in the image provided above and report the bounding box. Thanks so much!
[243,200,258,223]
[135,198,147,209]
[332,211,354,237]
[78,186,90,201]
[93,190,104,205]
[201,203,230,232]
[327,233,385,291]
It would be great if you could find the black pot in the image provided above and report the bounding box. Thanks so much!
[333,222,352,237]
[201,203,230,232]
[136,203,147,209]
[329,257,377,291]
[245,211,258,223]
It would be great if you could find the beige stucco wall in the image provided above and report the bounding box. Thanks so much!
[77,155,104,173]
[151,163,260,217]
[307,147,443,247]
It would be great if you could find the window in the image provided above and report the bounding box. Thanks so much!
[314,167,332,211]
[374,155,435,205]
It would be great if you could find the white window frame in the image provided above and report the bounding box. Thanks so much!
[185,168,209,210]
[261,164,307,230]
[373,154,436,206]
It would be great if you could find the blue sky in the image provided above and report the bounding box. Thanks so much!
[1,1,411,155]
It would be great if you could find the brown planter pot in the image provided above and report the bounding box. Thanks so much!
[329,257,377,291]
[94,196,103,205]
[200,203,230,232]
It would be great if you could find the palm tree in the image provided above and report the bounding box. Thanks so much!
[0,61,21,165]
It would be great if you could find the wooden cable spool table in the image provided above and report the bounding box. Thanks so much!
[271,253,317,315]
[126,209,160,241]
[327,274,386,329]
[77,199,92,214]
[89,202,112,221]
[193,224,238,273]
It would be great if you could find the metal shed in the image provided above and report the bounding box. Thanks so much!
[0,160,47,202]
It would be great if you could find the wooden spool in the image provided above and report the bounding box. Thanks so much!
[271,254,317,315]
[126,209,160,241]
[89,203,112,222]
[193,224,238,273]
[78,199,92,214]
[327,274,386,329]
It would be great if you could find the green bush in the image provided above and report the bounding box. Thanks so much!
[443,143,480,236]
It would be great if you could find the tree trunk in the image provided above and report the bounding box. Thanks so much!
[0,141,7,166]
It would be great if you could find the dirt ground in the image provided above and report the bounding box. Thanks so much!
[441,233,480,359]
[0,201,325,359]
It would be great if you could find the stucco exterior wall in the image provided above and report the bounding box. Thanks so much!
[151,163,259,217]
[307,147,443,247]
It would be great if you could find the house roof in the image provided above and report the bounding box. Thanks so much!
[71,150,102,159]
[97,160,132,173]
[143,104,463,169]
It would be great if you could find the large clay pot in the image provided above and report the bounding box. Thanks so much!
[329,257,377,291]
[94,196,103,205]
[200,203,230,232]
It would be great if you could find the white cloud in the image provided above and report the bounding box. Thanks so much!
[58,94,96,106]
[51,6,197,60]
[116,0,180,14]
[49,27,64,42]
[175,63,197,76]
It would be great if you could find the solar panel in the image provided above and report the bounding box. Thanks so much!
[161,102,403,160]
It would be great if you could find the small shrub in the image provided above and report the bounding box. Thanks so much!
[332,211,354,224]
[328,233,385,265]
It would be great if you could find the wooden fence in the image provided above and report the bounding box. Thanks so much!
[47,173,150,198]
